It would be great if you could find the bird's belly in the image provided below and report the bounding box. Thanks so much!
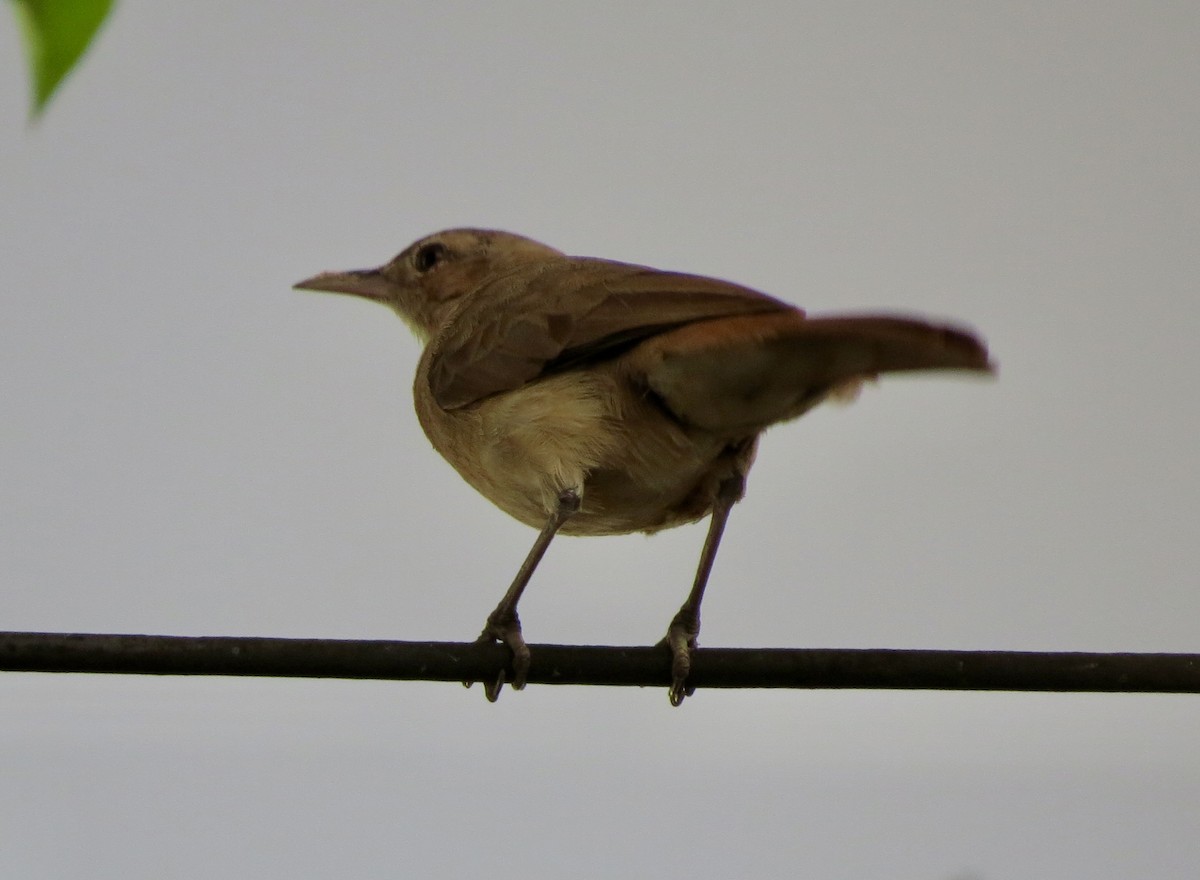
[564,414,751,536]
[417,369,753,536]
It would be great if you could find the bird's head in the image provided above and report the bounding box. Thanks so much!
[294,228,563,340]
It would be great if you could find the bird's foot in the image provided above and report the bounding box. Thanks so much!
[663,608,700,706]
[473,609,531,702]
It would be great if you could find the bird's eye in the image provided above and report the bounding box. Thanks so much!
[413,242,448,273]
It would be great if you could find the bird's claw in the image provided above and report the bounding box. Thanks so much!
[664,612,699,706]
[483,670,505,702]
[472,611,531,701]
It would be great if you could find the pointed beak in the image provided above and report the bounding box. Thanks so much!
[293,267,392,303]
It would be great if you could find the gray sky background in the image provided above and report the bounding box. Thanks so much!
[3,3,1198,877]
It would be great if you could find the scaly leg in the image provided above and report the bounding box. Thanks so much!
[664,473,745,706]
[475,488,581,701]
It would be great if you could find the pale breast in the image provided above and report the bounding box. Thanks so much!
[414,362,754,536]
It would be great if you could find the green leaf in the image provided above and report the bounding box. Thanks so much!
[12,0,115,117]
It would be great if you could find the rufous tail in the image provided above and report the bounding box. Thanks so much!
[635,311,993,431]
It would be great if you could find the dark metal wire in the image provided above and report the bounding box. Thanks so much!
[3,631,1198,693]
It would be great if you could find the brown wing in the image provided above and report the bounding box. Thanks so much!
[427,257,797,410]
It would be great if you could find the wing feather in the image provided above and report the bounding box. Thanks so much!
[427,258,796,410]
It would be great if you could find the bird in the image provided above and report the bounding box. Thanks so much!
[294,228,993,705]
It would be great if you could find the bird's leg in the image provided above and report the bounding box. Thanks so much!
[664,473,745,706]
[475,487,581,701]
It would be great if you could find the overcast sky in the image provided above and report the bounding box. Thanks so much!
[3,3,1198,878]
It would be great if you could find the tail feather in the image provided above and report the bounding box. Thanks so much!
[635,311,993,432]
